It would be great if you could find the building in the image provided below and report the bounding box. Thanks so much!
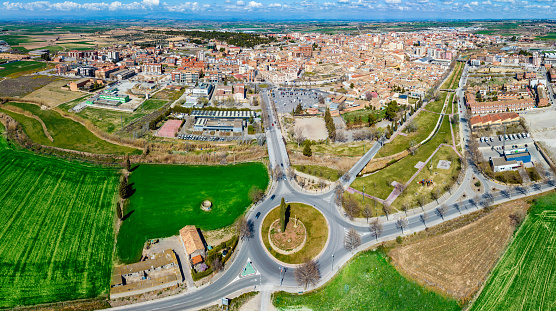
[110,249,181,297]
[193,118,243,132]
[190,110,254,120]
[192,83,213,97]
[469,99,534,114]
[171,70,200,84]
[179,225,206,262]
[99,94,129,103]
[490,148,531,172]
[468,112,520,130]
[142,63,163,74]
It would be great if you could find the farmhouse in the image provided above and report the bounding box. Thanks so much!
[110,249,181,298]
[179,225,206,264]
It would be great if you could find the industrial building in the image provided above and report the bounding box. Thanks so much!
[490,148,532,172]
[190,110,254,120]
[193,118,243,132]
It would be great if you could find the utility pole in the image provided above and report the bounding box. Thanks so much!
[332,254,335,270]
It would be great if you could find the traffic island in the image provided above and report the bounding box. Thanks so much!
[261,202,328,264]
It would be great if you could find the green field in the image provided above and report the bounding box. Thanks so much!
[0,138,118,308]
[352,115,452,202]
[140,99,169,111]
[116,162,269,263]
[375,110,440,158]
[342,109,385,124]
[293,164,340,181]
[272,251,459,311]
[426,92,448,113]
[470,193,556,310]
[0,60,47,77]
[0,102,136,154]
[536,33,556,41]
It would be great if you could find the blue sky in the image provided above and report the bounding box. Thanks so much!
[1,0,555,20]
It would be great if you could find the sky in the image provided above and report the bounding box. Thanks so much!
[1,0,555,20]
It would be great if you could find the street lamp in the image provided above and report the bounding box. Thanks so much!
[280,266,283,286]
[332,254,335,270]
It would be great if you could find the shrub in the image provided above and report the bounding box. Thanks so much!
[191,267,213,281]
[396,236,403,244]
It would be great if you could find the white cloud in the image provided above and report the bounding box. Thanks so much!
[481,0,491,4]
[247,0,262,7]
[470,1,478,4]
[385,0,401,3]
[142,0,158,6]
[236,0,244,5]
[268,2,281,6]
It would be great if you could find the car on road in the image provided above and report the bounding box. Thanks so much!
[255,212,261,219]
[270,194,275,200]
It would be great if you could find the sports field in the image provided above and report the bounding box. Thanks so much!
[470,193,556,310]
[116,162,269,263]
[272,251,459,310]
[0,60,47,77]
[0,102,136,154]
[0,139,118,308]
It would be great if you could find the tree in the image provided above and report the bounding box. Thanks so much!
[294,126,306,147]
[295,259,321,289]
[335,130,347,142]
[417,196,426,210]
[303,141,312,157]
[437,204,447,220]
[382,202,392,220]
[248,185,264,204]
[237,216,253,240]
[363,203,372,223]
[408,140,418,155]
[401,202,410,216]
[396,216,408,234]
[421,212,429,227]
[369,218,383,241]
[212,257,223,272]
[509,210,527,227]
[119,176,129,199]
[334,184,344,206]
[287,167,295,180]
[344,228,361,252]
[349,82,354,89]
[273,166,284,180]
[280,198,287,232]
[124,155,131,171]
[116,202,123,220]
[344,196,361,220]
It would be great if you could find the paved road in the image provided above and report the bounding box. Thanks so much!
[112,70,556,310]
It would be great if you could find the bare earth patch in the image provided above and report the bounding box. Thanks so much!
[389,199,529,301]
[295,117,328,141]
[23,79,84,107]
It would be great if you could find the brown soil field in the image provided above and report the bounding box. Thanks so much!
[389,199,529,302]
[0,75,58,97]
[23,79,84,106]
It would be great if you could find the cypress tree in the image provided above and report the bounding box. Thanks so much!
[280,198,287,232]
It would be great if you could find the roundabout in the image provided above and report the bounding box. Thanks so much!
[260,202,329,265]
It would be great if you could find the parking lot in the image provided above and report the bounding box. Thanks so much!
[478,132,549,170]
[272,88,320,113]
[176,134,237,142]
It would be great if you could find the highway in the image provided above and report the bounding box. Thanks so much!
[113,74,555,311]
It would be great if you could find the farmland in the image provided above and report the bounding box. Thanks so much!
[390,199,529,301]
[470,193,556,310]
[0,102,137,154]
[116,162,269,263]
[0,60,47,77]
[272,251,459,311]
[0,75,58,97]
[0,140,118,308]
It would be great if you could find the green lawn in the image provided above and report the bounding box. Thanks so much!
[140,99,169,111]
[77,107,146,134]
[376,110,440,158]
[426,92,447,114]
[1,102,136,154]
[261,203,328,264]
[0,60,47,77]
[0,139,118,308]
[272,251,460,311]
[293,164,340,181]
[470,193,556,311]
[342,109,385,124]
[352,116,452,201]
[116,162,269,263]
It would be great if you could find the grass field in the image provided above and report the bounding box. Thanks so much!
[139,99,169,111]
[342,109,386,124]
[293,164,340,181]
[1,102,136,154]
[0,60,47,77]
[470,193,556,310]
[375,110,440,158]
[272,251,460,310]
[426,92,448,114]
[289,140,371,157]
[261,203,328,264]
[352,116,452,201]
[116,162,269,263]
[0,140,118,308]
